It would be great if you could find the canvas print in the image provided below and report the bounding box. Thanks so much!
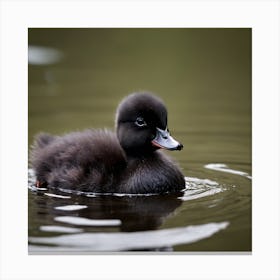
[28,28,251,253]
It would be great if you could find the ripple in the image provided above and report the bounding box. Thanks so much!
[55,205,88,211]
[44,193,71,199]
[180,177,226,201]
[29,221,229,252]
[185,177,219,186]
[58,187,160,197]
[205,163,251,179]
[54,216,122,227]
[40,225,83,233]
[28,168,226,200]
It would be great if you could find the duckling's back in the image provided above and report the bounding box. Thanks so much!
[30,129,127,192]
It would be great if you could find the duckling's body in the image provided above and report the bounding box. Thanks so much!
[30,92,185,194]
[31,130,126,192]
[119,153,185,193]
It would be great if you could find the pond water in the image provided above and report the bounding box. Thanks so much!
[28,28,251,253]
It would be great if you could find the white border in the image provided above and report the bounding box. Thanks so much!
[0,0,279,279]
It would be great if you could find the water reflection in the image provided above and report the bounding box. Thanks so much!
[29,188,182,232]
[28,168,235,252]
[28,45,63,65]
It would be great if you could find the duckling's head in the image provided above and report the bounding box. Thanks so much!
[115,92,183,156]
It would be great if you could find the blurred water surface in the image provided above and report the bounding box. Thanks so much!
[28,28,251,252]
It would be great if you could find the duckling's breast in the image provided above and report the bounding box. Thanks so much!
[118,151,185,194]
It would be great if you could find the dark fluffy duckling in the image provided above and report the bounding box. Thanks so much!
[30,92,185,194]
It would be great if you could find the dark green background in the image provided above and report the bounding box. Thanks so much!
[28,28,251,251]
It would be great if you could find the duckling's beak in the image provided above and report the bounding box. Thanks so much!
[151,127,183,151]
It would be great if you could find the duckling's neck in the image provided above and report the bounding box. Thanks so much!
[124,146,158,159]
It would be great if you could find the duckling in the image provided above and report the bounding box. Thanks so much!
[30,92,185,194]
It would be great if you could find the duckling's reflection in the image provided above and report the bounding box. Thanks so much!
[80,194,182,232]
[29,190,182,232]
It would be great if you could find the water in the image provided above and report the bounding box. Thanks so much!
[28,28,251,252]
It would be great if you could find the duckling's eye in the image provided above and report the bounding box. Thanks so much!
[135,117,147,127]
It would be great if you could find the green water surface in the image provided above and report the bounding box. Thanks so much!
[28,28,251,252]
